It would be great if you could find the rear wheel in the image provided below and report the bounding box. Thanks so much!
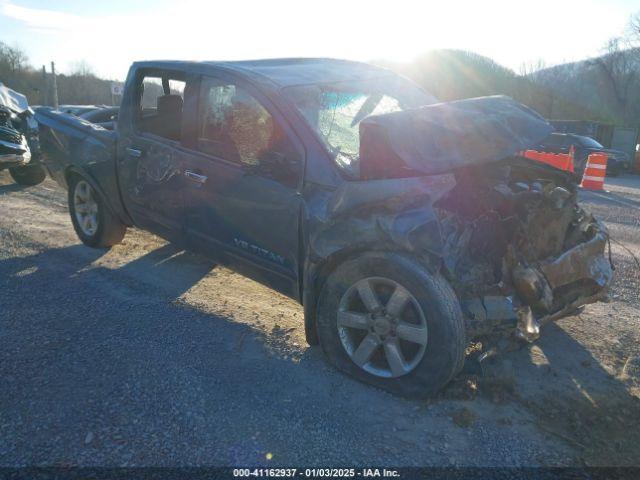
[68,175,126,248]
[316,253,466,397]
[9,165,46,186]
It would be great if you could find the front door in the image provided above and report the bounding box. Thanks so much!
[181,74,304,298]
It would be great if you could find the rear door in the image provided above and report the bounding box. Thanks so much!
[117,68,192,243]
[180,73,305,298]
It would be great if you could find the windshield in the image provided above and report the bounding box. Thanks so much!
[576,135,604,149]
[284,76,436,177]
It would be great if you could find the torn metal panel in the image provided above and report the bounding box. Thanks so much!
[540,224,612,292]
[512,265,553,312]
[327,174,456,217]
[309,174,457,263]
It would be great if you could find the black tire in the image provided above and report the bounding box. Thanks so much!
[316,252,466,398]
[9,165,46,186]
[68,175,126,248]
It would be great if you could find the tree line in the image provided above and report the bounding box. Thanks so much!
[378,50,597,122]
[529,13,640,126]
[0,43,116,106]
[1,11,639,126]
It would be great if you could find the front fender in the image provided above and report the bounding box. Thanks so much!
[301,174,456,345]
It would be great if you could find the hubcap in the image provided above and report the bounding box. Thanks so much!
[337,277,428,378]
[73,180,99,236]
[373,318,391,336]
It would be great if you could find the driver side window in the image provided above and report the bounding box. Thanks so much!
[198,78,279,167]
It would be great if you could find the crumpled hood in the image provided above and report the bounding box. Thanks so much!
[358,95,554,179]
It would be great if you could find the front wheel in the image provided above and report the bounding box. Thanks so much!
[9,165,46,186]
[316,253,466,398]
[68,175,126,248]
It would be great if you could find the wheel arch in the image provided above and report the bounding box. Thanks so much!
[65,166,132,226]
[303,245,442,346]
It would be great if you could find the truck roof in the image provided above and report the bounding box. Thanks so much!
[131,58,395,88]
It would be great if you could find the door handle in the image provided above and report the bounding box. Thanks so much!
[184,170,208,184]
[126,147,142,158]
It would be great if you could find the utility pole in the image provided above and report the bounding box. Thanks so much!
[41,65,48,106]
[50,61,59,110]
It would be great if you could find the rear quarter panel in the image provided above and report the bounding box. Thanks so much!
[35,109,131,224]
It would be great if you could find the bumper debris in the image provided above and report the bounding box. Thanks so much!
[435,156,613,342]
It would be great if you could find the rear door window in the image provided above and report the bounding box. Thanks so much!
[135,72,186,142]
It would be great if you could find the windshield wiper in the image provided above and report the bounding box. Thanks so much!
[350,93,383,127]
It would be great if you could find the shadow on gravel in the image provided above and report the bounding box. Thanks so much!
[0,243,107,278]
[0,242,216,307]
[0,244,356,465]
[505,323,640,466]
[437,319,640,466]
[108,243,217,301]
[0,183,27,195]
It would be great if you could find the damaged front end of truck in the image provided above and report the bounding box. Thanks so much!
[308,95,613,349]
[434,156,612,343]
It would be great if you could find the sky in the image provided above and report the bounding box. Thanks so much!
[0,0,638,80]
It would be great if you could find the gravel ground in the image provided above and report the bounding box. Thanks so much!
[0,170,639,467]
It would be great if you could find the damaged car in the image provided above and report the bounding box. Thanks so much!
[34,59,613,396]
[0,82,46,185]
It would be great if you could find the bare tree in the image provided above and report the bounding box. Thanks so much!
[588,37,638,123]
[628,12,640,45]
[519,59,547,77]
[69,60,95,78]
[0,42,29,73]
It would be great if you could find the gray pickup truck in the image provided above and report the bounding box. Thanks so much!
[35,58,613,396]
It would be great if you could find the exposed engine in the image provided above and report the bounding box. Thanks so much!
[435,156,613,340]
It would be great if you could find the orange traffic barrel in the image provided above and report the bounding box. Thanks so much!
[580,153,608,190]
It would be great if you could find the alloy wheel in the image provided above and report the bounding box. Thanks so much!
[337,277,428,378]
[73,180,99,237]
